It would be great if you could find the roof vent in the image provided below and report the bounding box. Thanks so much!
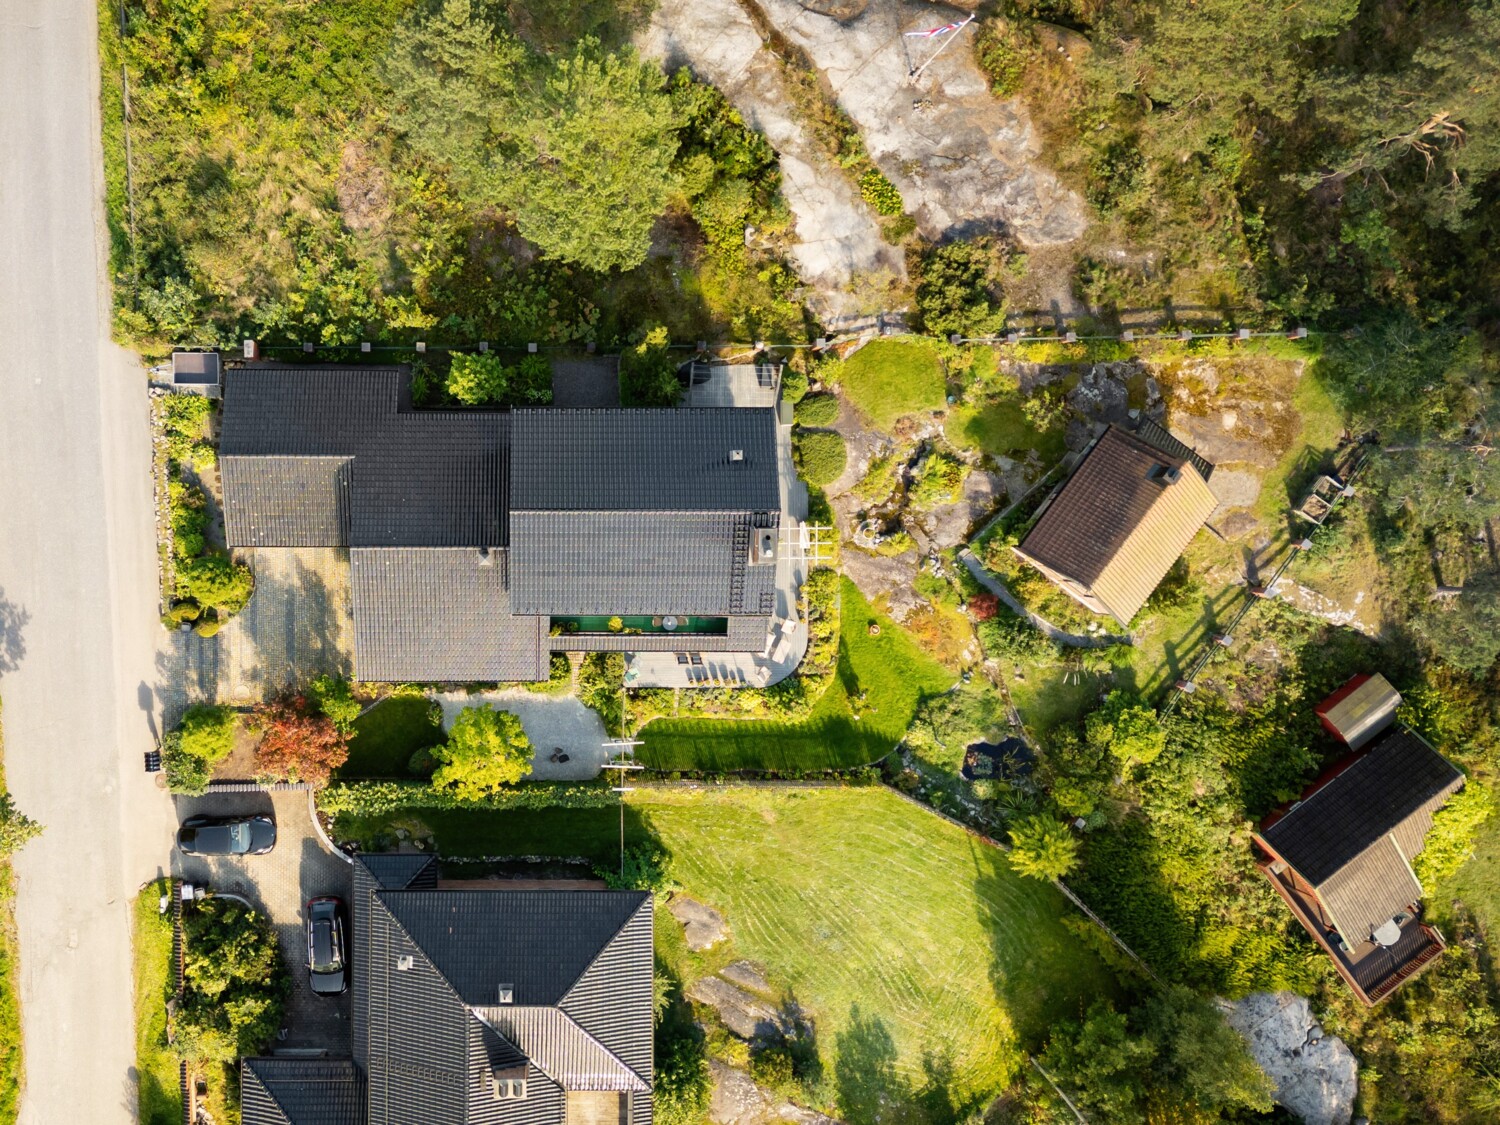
[729,449,745,462]
[1147,464,1181,487]
[396,955,414,972]
[477,547,494,567]
[498,983,514,1004]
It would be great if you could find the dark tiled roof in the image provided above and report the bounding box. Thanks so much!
[509,511,775,616]
[221,456,352,547]
[242,1059,364,1125]
[510,408,779,512]
[350,414,509,548]
[1262,727,1464,943]
[350,548,546,683]
[220,366,402,457]
[359,853,440,890]
[377,890,649,1007]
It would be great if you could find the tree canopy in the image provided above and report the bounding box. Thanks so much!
[431,706,534,800]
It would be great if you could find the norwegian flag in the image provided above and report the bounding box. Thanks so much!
[904,22,962,37]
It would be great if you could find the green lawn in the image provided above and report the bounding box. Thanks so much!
[946,397,1064,462]
[337,696,446,779]
[638,579,954,771]
[834,339,946,430]
[1436,812,1500,939]
[334,786,1120,1110]
[132,880,182,1125]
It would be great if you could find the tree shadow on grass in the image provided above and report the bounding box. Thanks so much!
[833,1005,976,1125]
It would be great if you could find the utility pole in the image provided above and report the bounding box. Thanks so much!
[907,13,977,87]
[601,740,644,880]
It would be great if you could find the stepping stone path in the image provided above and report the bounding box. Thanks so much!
[668,894,729,951]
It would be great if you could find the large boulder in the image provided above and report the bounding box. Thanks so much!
[710,1061,842,1125]
[1226,992,1357,1125]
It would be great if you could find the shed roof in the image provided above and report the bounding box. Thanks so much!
[1316,673,1402,749]
[1261,727,1464,944]
[1016,425,1217,623]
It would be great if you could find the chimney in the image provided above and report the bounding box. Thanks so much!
[242,338,259,361]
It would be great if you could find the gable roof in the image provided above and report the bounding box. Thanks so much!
[221,456,353,547]
[1017,425,1217,623]
[350,548,546,683]
[220,366,403,457]
[242,1059,364,1125]
[1261,727,1464,944]
[509,408,779,512]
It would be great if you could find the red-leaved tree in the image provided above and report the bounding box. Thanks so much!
[253,693,349,786]
[968,593,1000,621]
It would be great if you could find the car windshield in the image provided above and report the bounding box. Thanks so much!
[228,822,250,851]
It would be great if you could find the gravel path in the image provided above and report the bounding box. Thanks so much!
[959,549,1130,648]
[433,691,612,780]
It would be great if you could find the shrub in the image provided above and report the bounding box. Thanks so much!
[192,616,222,637]
[161,704,238,795]
[0,793,42,855]
[977,612,1063,664]
[793,393,839,426]
[750,1043,795,1087]
[858,168,904,216]
[310,674,362,735]
[793,430,847,487]
[779,367,809,404]
[620,325,683,407]
[968,593,999,621]
[431,706,533,800]
[175,554,254,614]
[513,353,553,405]
[175,897,287,1065]
[913,238,1008,338]
[168,480,208,560]
[1085,692,1166,769]
[974,22,1028,97]
[579,653,625,736]
[1007,814,1079,880]
[163,600,200,626]
[1415,781,1495,888]
[161,394,212,435]
[447,352,508,405]
[910,450,969,507]
[318,779,614,817]
[252,693,350,786]
[595,845,674,892]
[655,1034,712,1125]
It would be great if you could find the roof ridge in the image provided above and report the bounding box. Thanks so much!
[473,1006,650,1092]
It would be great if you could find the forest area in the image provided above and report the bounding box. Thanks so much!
[99,0,1500,1123]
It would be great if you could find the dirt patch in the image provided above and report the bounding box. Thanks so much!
[337,140,392,234]
[669,893,730,950]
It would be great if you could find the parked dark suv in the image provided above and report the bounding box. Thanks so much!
[307,896,348,996]
[176,814,276,856]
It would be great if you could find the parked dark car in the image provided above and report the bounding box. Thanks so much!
[176,814,276,856]
[307,896,348,996]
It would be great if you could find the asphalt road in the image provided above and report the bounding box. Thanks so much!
[0,3,178,1122]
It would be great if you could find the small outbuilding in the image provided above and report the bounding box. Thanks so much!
[1013,420,1217,626]
[1315,672,1402,750]
[170,350,222,397]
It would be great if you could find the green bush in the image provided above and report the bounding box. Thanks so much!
[1416,781,1495,887]
[793,393,840,426]
[779,367,809,404]
[974,22,1028,97]
[318,779,615,817]
[175,897,287,1065]
[163,600,200,626]
[913,238,1009,338]
[175,554,254,614]
[620,326,683,407]
[977,612,1062,664]
[168,480,208,560]
[161,704,238,795]
[579,653,626,736]
[793,430,847,487]
[1007,814,1079,880]
[192,617,222,638]
[310,675,363,734]
[859,168,904,216]
[447,353,509,405]
[595,845,674,892]
[0,792,42,856]
[909,451,970,507]
[161,395,212,435]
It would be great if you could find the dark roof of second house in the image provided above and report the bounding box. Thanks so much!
[1261,726,1464,943]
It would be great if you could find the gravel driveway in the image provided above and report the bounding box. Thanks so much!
[174,789,353,1052]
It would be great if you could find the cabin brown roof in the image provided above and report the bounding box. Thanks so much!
[1015,425,1218,623]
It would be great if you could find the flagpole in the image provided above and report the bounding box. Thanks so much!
[908,13,977,86]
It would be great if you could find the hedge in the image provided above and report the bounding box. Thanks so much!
[318,779,616,817]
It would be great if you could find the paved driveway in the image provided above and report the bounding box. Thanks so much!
[174,790,353,1052]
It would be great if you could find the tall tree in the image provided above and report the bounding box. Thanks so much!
[431,706,533,800]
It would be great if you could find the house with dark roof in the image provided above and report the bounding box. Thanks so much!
[1012,420,1218,626]
[242,854,654,1125]
[219,365,785,682]
[1254,674,1465,1004]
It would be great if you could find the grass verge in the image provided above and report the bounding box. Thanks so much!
[0,706,18,1124]
[132,879,181,1125]
[637,579,953,771]
[337,696,445,780]
[331,785,1121,1110]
